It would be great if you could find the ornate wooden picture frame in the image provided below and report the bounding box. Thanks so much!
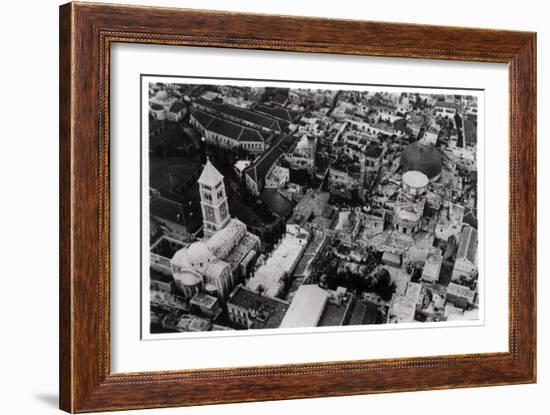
[59,2,536,412]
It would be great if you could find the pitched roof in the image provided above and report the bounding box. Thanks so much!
[276,134,298,151]
[190,108,214,128]
[238,126,266,143]
[169,101,186,113]
[198,160,224,186]
[271,93,288,106]
[195,98,283,131]
[457,225,478,264]
[280,285,328,328]
[255,104,298,122]
[463,208,478,228]
[191,108,266,143]
[260,188,295,218]
[244,144,284,184]
[208,117,242,139]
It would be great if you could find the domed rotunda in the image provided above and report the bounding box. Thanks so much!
[186,241,213,273]
[400,141,443,181]
[402,170,429,196]
[169,241,214,299]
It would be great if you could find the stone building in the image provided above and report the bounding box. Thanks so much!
[169,162,260,300]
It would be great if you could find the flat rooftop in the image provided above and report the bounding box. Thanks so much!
[228,286,289,330]
[255,231,306,275]
[280,285,328,329]
[190,292,218,309]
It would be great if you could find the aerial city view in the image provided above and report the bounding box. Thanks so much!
[146,80,480,335]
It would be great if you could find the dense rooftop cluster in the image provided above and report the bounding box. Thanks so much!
[147,82,479,335]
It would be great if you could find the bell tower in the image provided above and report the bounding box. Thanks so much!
[198,160,231,237]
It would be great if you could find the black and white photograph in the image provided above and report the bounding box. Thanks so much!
[2,0,545,413]
[144,77,481,336]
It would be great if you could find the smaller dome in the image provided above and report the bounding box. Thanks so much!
[155,90,169,100]
[400,142,443,180]
[187,241,212,272]
[403,170,429,189]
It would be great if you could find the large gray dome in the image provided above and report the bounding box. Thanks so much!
[400,142,443,180]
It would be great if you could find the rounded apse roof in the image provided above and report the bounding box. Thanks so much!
[400,142,443,180]
[170,246,203,287]
[173,271,202,287]
[403,170,429,189]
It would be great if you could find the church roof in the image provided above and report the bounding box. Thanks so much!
[204,259,230,280]
[190,108,267,143]
[238,126,266,143]
[403,170,429,189]
[208,116,242,139]
[190,108,213,128]
[206,218,247,258]
[170,249,203,286]
[244,143,284,185]
[255,104,299,122]
[260,188,295,218]
[198,160,224,187]
[400,142,443,180]
[171,248,192,268]
[173,270,202,287]
[187,241,213,266]
[195,98,283,131]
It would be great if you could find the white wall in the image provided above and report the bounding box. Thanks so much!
[0,0,547,414]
